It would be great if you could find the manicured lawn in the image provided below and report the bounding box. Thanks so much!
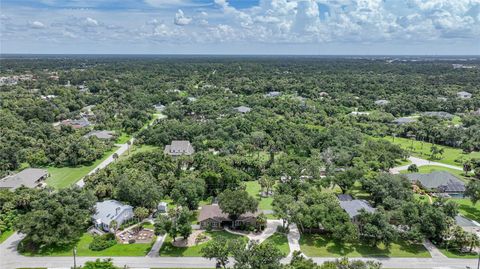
[299,234,430,258]
[452,198,480,223]
[437,246,478,259]
[382,136,480,167]
[115,132,132,144]
[261,233,290,256]
[349,181,370,200]
[21,233,154,256]
[45,147,119,189]
[159,231,246,257]
[0,229,14,243]
[245,181,273,210]
[399,165,470,182]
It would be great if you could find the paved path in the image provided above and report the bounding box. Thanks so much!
[287,223,301,257]
[225,220,282,244]
[423,239,447,259]
[390,156,463,174]
[76,138,135,187]
[147,234,166,257]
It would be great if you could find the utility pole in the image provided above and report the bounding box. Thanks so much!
[73,246,77,269]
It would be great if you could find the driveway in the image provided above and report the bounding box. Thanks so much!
[390,156,463,174]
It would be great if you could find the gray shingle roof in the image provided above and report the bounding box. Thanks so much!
[164,140,195,156]
[234,106,251,113]
[264,91,281,97]
[84,130,115,140]
[339,199,375,218]
[422,111,454,119]
[375,100,389,105]
[392,117,417,124]
[337,194,353,201]
[93,200,133,227]
[404,171,465,193]
[0,168,48,190]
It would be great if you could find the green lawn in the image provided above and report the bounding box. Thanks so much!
[452,198,480,223]
[0,229,14,243]
[118,144,161,160]
[159,231,246,257]
[349,181,370,200]
[45,147,119,189]
[438,246,478,259]
[399,165,470,182]
[21,233,154,257]
[299,234,430,258]
[115,132,132,144]
[245,181,273,210]
[261,233,290,256]
[382,136,480,167]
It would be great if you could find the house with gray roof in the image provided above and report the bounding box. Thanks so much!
[92,200,134,232]
[264,91,281,98]
[154,103,165,112]
[403,171,465,194]
[164,140,195,156]
[198,204,260,229]
[457,91,472,99]
[234,106,251,114]
[422,111,454,119]
[61,117,91,129]
[338,194,375,222]
[83,130,115,140]
[374,100,390,106]
[0,168,49,190]
[392,117,417,125]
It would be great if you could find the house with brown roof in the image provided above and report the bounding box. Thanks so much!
[198,204,260,229]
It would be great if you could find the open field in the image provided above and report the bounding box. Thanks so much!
[437,246,478,259]
[299,234,430,258]
[382,136,480,167]
[45,147,119,189]
[159,231,246,257]
[20,233,154,257]
[245,181,273,210]
[261,232,290,256]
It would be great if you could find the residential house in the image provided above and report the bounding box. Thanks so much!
[81,105,96,119]
[92,200,134,232]
[154,103,166,112]
[457,91,472,99]
[164,140,195,156]
[84,130,115,140]
[422,111,455,119]
[198,204,260,229]
[157,202,168,213]
[338,194,375,223]
[349,111,370,116]
[264,91,281,98]
[392,117,417,125]
[234,106,251,114]
[374,99,390,106]
[61,117,91,129]
[403,171,465,195]
[0,168,49,190]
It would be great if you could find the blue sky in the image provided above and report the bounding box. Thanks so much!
[1,0,479,55]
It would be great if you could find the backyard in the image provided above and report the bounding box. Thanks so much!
[382,136,480,167]
[245,181,273,211]
[20,233,155,257]
[45,146,119,189]
[159,231,246,257]
[299,234,430,258]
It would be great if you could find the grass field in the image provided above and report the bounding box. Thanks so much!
[245,181,273,210]
[399,165,470,182]
[452,198,480,223]
[159,231,246,257]
[299,234,430,258]
[261,233,290,256]
[115,132,132,144]
[21,233,154,257]
[437,246,478,259]
[45,146,119,189]
[0,229,14,243]
[118,144,161,161]
[382,136,480,167]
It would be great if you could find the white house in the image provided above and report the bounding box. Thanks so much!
[457,91,472,99]
[92,200,134,232]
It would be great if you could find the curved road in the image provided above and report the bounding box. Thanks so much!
[390,156,463,174]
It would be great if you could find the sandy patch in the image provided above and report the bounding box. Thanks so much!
[171,230,211,247]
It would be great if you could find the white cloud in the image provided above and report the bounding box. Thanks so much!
[174,9,192,26]
[83,17,98,27]
[29,21,46,29]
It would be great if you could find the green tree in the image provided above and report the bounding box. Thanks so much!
[134,207,149,222]
[231,240,285,269]
[407,164,419,173]
[82,258,119,269]
[356,210,397,247]
[218,189,258,226]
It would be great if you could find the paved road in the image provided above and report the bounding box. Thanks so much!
[76,138,135,187]
[390,156,463,174]
[287,223,301,257]
[147,234,166,258]
[1,232,477,269]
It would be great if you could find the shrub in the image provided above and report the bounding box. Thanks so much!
[89,233,117,251]
[128,239,136,244]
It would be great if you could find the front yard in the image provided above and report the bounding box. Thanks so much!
[159,231,246,257]
[299,234,430,258]
[45,146,119,189]
[261,232,290,256]
[437,245,479,259]
[20,233,154,257]
[0,229,14,243]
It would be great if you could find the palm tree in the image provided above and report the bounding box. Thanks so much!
[259,176,275,197]
[464,161,472,176]
[467,232,480,253]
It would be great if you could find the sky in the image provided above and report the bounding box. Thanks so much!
[1,0,479,55]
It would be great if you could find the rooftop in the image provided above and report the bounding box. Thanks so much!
[198,204,260,222]
[234,106,251,113]
[404,171,465,193]
[164,140,195,156]
[0,168,48,190]
[392,117,417,124]
[84,130,115,140]
[93,200,133,226]
[339,199,375,219]
[422,111,454,119]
